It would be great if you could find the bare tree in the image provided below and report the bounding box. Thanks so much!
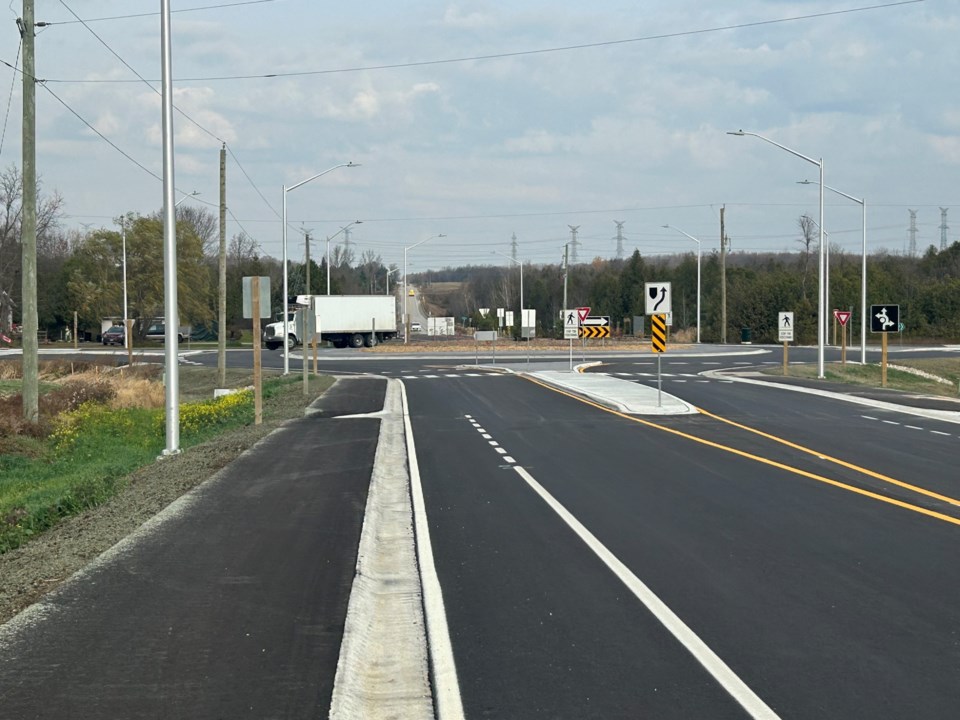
[797,214,818,299]
[0,165,63,332]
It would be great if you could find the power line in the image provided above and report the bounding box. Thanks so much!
[55,1,279,224]
[0,36,20,159]
[42,1,925,84]
[42,0,276,26]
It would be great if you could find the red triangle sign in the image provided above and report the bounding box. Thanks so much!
[834,310,852,326]
[577,307,591,322]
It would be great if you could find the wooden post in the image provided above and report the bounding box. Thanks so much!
[73,311,78,350]
[841,321,847,366]
[126,318,133,366]
[783,342,789,376]
[252,277,263,425]
[881,332,888,388]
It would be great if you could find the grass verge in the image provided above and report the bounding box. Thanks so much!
[0,368,334,555]
[763,357,960,397]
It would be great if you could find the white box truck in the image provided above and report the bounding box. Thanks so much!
[262,295,398,350]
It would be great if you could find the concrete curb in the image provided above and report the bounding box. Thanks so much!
[329,379,434,719]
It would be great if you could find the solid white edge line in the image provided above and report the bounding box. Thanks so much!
[512,465,781,720]
[401,381,466,720]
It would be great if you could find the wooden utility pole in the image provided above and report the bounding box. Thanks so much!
[720,205,728,344]
[20,1,38,423]
[217,143,226,387]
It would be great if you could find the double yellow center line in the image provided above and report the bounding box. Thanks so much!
[525,376,960,528]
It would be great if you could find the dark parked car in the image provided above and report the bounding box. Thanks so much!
[101,325,126,346]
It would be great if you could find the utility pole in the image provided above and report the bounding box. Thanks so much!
[343,225,352,258]
[20,1,38,424]
[511,232,518,263]
[567,225,580,264]
[614,220,625,261]
[304,231,311,295]
[720,205,728,344]
[217,143,226,387]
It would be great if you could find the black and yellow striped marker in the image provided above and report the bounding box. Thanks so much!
[651,313,666,352]
[579,326,610,339]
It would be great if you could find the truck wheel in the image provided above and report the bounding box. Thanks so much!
[265,342,280,351]
[286,335,296,350]
[348,333,365,349]
[364,333,378,348]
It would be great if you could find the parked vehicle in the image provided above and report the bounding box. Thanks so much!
[262,295,398,350]
[144,322,189,343]
[101,325,125,346]
[410,322,422,332]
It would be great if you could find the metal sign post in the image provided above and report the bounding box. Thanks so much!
[251,278,263,425]
[651,313,667,408]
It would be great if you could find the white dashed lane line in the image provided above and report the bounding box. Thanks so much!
[860,414,953,438]
[466,415,519,466]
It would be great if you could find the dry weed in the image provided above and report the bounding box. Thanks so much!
[111,378,165,410]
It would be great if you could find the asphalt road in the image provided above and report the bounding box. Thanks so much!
[10,341,960,718]
[405,371,960,718]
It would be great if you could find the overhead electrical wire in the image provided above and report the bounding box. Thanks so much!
[42,0,276,26]
[42,1,924,84]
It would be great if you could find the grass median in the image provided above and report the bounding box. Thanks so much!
[763,357,960,398]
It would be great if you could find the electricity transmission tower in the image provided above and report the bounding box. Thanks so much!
[567,225,580,263]
[940,208,949,251]
[614,221,625,260]
[908,209,918,256]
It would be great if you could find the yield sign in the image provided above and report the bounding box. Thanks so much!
[577,306,591,323]
[834,310,852,327]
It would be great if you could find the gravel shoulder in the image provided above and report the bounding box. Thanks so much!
[0,380,329,625]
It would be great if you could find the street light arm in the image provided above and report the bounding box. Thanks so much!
[662,224,700,245]
[405,233,446,254]
[286,162,359,193]
[797,180,863,206]
[728,130,820,168]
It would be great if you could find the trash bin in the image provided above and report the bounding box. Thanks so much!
[740,327,752,344]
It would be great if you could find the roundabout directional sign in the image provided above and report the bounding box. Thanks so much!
[579,316,610,339]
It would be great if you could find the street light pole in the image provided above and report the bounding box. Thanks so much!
[281,163,358,374]
[385,267,399,295]
[728,130,825,378]
[403,234,445,344]
[663,225,701,343]
[799,180,867,364]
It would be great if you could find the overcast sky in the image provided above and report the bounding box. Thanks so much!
[1,0,956,272]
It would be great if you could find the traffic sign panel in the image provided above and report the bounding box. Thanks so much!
[870,305,899,333]
[563,309,579,339]
[645,283,672,315]
[577,307,591,323]
[579,316,610,339]
[778,311,794,342]
[834,310,852,327]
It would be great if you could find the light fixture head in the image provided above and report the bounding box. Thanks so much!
[727,130,746,136]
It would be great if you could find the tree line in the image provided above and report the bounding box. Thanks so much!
[3,159,958,346]
[0,165,396,341]
[415,229,960,344]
